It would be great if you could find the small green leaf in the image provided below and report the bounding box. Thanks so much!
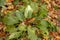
[18,6,25,12]
[9,32,21,39]
[5,25,17,33]
[28,27,38,40]
[24,5,33,18]
[18,24,27,31]
[30,2,38,12]
[40,20,49,27]
[15,10,24,21]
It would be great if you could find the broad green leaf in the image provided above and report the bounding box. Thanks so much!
[3,12,18,25]
[37,20,49,30]
[24,5,33,18]
[5,25,17,33]
[40,20,49,27]
[3,16,18,25]
[15,10,24,21]
[28,11,33,18]
[9,32,21,39]
[28,27,38,40]
[37,20,49,36]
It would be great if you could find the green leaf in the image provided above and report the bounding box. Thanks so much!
[38,4,48,19]
[3,16,18,25]
[15,10,25,21]
[24,5,33,18]
[40,20,49,27]
[18,24,27,31]
[9,32,21,39]
[0,0,5,6]
[37,20,49,29]
[49,22,57,32]
[37,20,49,36]
[5,25,17,33]
[28,27,38,40]
[3,12,18,25]
[30,2,38,12]
[18,6,25,12]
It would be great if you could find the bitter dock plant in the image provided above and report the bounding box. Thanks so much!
[0,0,59,40]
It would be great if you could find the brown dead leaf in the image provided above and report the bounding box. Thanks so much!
[56,10,60,15]
[0,22,4,30]
[49,32,58,37]
[24,18,35,25]
[0,31,6,38]
[6,0,14,3]
[55,0,60,5]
